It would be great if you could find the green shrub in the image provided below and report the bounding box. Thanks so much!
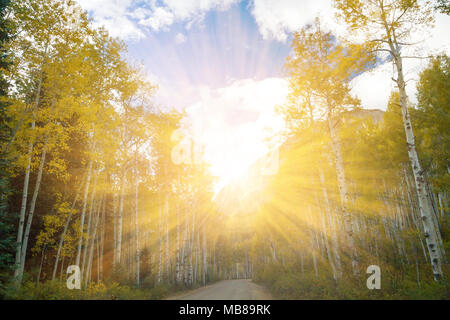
[2,278,173,300]
[255,262,450,300]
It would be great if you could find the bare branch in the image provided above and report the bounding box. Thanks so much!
[401,55,433,59]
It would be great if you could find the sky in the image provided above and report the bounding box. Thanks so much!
[76,0,450,190]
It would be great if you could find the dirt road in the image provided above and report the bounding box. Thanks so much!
[167,279,273,300]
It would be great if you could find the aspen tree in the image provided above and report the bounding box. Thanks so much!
[117,170,125,265]
[336,0,444,281]
[284,18,375,275]
[17,136,49,283]
[134,156,140,287]
[52,175,84,280]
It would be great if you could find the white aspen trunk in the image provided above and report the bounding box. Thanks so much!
[327,114,359,275]
[76,159,93,269]
[426,180,440,220]
[307,207,319,278]
[380,10,444,280]
[52,176,84,280]
[202,223,207,285]
[18,137,48,283]
[112,192,117,267]
[97,236,100,283]
[157,201,163,283]
[404,170,429,261]
[188,208,195,285]
[194,231,199,283]
[425,178,446,261]
[244,253,247,279]
[12,51,49,283]
[99,191,105,281]
[96,237,100,282]
[438,193,445,218]
[82,172,98,278]
[395,200,409,263]
[397,56,444,279]
[128,210,132,281]
[391,206,405,265]
[85,196,101,287]
[14,118,36,282]
[175,205,181,284]
[400,184,414,230]
[319,169,342,278]
[135,167,140,287]
[213,247,216,280]
[59,256,65,281]
[164,194,169,281]
[13,69,46,280]
[117,170,125,265]
[36,244,46,285]
[319,205,337,280]
[312,173,337,280]
[182,207,189,285]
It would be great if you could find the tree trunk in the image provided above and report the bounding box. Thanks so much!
[117,170,125,265]
[380,8,444,280]
[164,194,169,282]
[85,195,101,287]
[327,113,359,275]
[82,172,98,279]
[202,223,207,286]
[37,244,46,285]
[99,188,106,281]
[319,168,342,278]
[52,174,85,280]
[307,207,319,278]
[175,204,181,284]
[18,137,49,283]
[14,118,35,283]
[75,159,93,269]
[135,167,140,287]
[438,193,445,218]
[396,53,443,279]
[157,200,163,283]
[112,192,117,267]
[194,230,199,283]
[188,213,194,285]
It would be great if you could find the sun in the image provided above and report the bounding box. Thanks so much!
[183,78,288,195]
[199,123,279,196]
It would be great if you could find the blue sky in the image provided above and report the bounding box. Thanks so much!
[126,1,291,93]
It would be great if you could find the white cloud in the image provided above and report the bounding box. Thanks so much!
[140,0,240,31]
[77,0,241,39]
[76,0,146,40]
[162,0,238,20]
[174,32,187,44]
[139,6,174,31]
[351,63,395,110]
[187,77,288,133]
[250,0,338,42]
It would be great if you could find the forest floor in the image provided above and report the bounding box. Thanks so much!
[166,279,274,300]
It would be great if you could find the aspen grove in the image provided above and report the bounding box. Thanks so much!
[0,0,448,300]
